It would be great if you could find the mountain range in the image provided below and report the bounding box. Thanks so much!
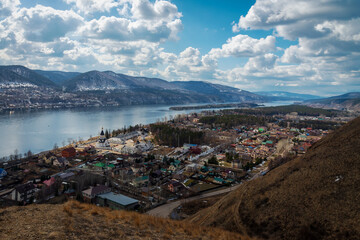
[0,65,266,104]
[0,65,358,107]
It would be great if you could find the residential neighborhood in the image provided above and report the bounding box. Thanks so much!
[0,106,350,214]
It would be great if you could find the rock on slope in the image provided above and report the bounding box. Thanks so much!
[191,116,360,239]
[0,200,246,240]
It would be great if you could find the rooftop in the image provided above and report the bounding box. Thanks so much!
[98,192,138,206]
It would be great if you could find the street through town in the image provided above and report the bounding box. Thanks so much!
[146,171,262,218]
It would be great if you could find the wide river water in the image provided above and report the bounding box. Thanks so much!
[0,101,293,158]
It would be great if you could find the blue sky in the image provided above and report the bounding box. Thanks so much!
[0,0,359,96]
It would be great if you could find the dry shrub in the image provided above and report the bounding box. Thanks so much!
[116,229,124,238]
[164,224,174,235]
[48,231,61,239]
[90,207,101,216]
[63,204,73,217]
[64,215,74,232]
[69,200,82,209]
[133,214,141,228]
[114,211,124,220]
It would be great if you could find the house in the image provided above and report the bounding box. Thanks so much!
[43,177,56,187]
[190,147,201,154]
[192,118,200,123]
[132,175,149,187]
[168,164,176,172]
[82,185,111,202]
[96,192,139,210]
[53,157,69,167]
[185,163,200,171]
[57,172,75,180]
[10,182,36,203]
[0,168,7,179]
[183,143,197,150]
[168,180,184,193]
[61,147,76,158]
[94,162,115,170]
[213,177,224,184]
[43,155,57,165]
[265,140,274,147]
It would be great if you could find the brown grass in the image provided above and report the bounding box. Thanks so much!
[63,204,73,216]
[0,199,251,240]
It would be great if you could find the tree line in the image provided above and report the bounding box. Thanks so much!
[279,120,341,130]
[199,114,268,129]
[150,123,205,147]
[223,105,339,117]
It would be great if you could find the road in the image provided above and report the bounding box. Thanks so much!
[146,183,242,218]
[146,171,263,218]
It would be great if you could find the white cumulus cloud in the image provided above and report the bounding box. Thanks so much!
[65,0,120,14]
[209,34,276,58]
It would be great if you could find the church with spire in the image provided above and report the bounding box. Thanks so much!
[96,127,110,148]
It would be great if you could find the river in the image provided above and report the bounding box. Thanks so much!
[0,101,294,158]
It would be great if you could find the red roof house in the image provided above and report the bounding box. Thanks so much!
[61,147,76,158]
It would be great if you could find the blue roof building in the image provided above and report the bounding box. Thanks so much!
[0,168,7,179]
[96,192,139,210]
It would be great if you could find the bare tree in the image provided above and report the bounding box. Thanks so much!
[14,149,19,160]
[53,143,59,150]
[27,150,33,158]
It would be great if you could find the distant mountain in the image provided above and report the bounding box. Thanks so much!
[173,81,264,102]
[305,92,360,103]
[62,71,183,91]
[35,70,81,85]
[304,92,360,111]
[0,68,35,87]
[62,71,266,103]
[0,65,57,88]
[173,81,242,95]
[255,91,320,100]
[0,65,268,105]
[191,116,360,239]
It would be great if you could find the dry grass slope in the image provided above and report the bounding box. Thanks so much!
[0,200,249,240]
[191,117,360,240]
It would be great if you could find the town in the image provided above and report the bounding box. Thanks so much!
[0,86,126,111]
[0,105,353,215]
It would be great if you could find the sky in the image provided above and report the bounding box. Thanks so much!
[0,0,359,96]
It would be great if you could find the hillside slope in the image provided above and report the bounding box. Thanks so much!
[304,92,360,111]
[0,65,57,87]
[0,200,246,240]
[173,81,264,102]
[35,70,81,85]
[255,91,320,101]
[191,117,360,239]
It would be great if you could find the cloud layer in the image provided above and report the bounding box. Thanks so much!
[0,0,359,95]
[228,0,360,94]
[0,0,182,71]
